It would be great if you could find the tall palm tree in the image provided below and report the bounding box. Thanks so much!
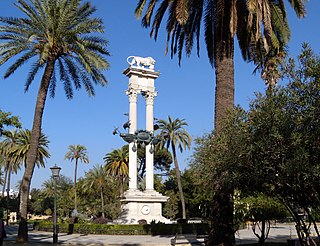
[0,0,110,241]
[135,0,305,131]
[103,146,129,196]
[135,1,305,244]
[64,144,89,214]
[82,165,108,218]
[157,116,191,220]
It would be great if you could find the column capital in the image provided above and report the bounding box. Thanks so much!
[143,91,157,105]
[126,88,139,103]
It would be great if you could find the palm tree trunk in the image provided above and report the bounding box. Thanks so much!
[214,57,235,132]
[120,176,124,197]
[171,142,186,219]
[1,160,9,197]
[208,2,236,241]
[100,187,105,218]
[74,159,78,212]
[6,165,12,224]
[7,165,11,196]
[17,59,55,243]
[207,179,235,246]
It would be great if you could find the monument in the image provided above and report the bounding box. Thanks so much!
[118,56,169,224]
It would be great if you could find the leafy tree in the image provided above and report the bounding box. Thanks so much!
[181,168,208,219]
[137,144,172,179]
[192,44,320,246]
[163,189,180,220]
[42,175,73,218]
[157,116,191,219]
[241,194,288,245]
[135,2,306,244]
[0,110,21,137]
[0,0,110,241]
[78,167,121,220]
[245,44,320,244]
[153,146,173,174]
[29,188,47,215]
[64,144,89,214]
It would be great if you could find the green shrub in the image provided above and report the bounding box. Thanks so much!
[37,221,209,236]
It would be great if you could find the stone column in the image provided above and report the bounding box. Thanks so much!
[126,88,139,191]
[144,91,157,191]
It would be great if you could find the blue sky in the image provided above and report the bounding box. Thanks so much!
[1,1,320,189]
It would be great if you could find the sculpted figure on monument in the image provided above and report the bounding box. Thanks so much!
[127,56,155,70]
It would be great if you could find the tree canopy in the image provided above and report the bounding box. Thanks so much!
[191,44,320,244]
[0,110,21,136]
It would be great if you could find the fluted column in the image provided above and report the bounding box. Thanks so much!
[126,88,139,191]
[144,91,157,191]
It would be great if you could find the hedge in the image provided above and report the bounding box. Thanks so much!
[35,221,209,236]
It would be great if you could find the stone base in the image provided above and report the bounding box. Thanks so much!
[119,189,170,224]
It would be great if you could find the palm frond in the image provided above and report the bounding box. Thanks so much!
[270,4,290,44]
[25,61,43,92]
[229,0,237,38]
[4,50,37,78]
[176,0,189,25]
[142,0,157,27]
[204,0,214,66]
[185,0,203,57]
[287,0,306,18]
[62,56,81,89]
[135,0,147,18]
[0,45,29,66]
[151,0,170,40]
[58,58,73,99]
[49,68,56,98]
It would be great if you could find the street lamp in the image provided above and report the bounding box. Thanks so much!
[50,165,61,244]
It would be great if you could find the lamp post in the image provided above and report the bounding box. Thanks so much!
[50,165,61,244]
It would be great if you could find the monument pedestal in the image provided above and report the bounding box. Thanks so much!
[120,189,170,224]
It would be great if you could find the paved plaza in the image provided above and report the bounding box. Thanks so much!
[3,223,301,245]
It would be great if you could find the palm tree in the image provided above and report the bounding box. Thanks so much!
[103,146,129,196]
[82,165,108,218]
[157,116,191,220]
[0,0,110,241]
[135,1,305,244]
[64,144,89,214]
[11,129,50,169]
[135,0,305,131]
[0,129,49,224]
[0,130,21,198]
[42,174,73,218]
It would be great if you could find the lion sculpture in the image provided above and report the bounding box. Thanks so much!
[127,56,155,70]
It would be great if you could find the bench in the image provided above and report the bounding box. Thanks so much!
[171,233,207,245]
